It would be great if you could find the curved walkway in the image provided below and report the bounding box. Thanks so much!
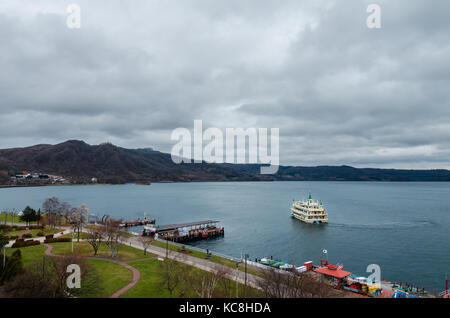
[18,228,31,238]
[43,243,143,298]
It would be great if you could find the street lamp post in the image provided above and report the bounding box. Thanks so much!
[235,261,241,298]
[72,231,76,253]
[166,237,168,258]
[244,254,249,290]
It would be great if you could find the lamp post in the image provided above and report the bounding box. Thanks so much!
[244,254,249,290]
[235,262,240,298]
[72,231,76,253]
[166,236,168,258]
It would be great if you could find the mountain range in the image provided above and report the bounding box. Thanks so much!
[1,140,450,184]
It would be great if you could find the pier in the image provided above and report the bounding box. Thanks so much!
[142,220,224,242]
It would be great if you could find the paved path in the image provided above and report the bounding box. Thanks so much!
[125,236,264,290]
[43,243,143,298]
[5,227,72,247]
[18,228,31,239]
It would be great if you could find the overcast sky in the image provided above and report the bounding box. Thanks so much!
[1,0,450,168]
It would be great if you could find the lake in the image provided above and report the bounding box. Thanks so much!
[1,181,449,291]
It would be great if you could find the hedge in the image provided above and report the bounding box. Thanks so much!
[44,237,72,243]
[11,240,40,248]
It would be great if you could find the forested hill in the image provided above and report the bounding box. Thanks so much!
[1,140,450,184]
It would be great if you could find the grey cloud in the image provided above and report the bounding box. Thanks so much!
[1,0,450,168]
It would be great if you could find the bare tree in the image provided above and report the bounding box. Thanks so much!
[42,197,70,228]
[86,227,103,256]
[187,264,232,298]
[137,235,154,256]
[157,253,187,297]
[101,219,124,258]
[2,209,9,225]
[216,266,236,297]
[10,209,17,225]
[256,267,323,298]
[3,254,103,298]
[68,204,88,242]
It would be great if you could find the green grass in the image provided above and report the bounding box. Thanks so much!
[59,232,91,239]
[31,227,63,237]
[50,241,154,261]
[152,240,260,276]
[4,244,48,267]
[2,243,262,298]
[84,259,133,298]
[0,213,37,225]
[3,244,133,298]
[4,227,62,238]
[120,259,262,298]
[120,259,168,298]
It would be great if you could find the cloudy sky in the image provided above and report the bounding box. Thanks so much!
[1,0,450,168]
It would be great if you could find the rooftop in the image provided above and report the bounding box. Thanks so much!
[314,264,352,279]
[154,220,220,232]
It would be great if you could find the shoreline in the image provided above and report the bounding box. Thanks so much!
[3,179,450,189]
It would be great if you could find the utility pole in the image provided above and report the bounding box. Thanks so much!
[244,254,249,291]
[166,238,168,258]
[72,231,75,253]
[235,261,240,298]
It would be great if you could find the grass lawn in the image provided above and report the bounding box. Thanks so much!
[120,259,262,298]
[152,240,261,276]
[3,244,133,298]
[50,241,154,261]
[31,227,63,237]
[120,259,168,298]
[59,232,91,239]
[4,227,62,238]
[4,244,48,267]
[83,259,133,298]
[0,213,37,225]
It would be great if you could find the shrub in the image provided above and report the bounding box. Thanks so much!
[29,225,44,230]
[0,225,12,231]
[22,233,32,239]
[12,226,27,231]
[11,240,40,248]
[8,235,19,240]
[36,231,45,237]
[0,249,24,284]
[44,238,72,243]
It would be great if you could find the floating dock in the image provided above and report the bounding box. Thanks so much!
[142,220,224,242]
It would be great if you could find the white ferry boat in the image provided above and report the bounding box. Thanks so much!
[290,193,328,224]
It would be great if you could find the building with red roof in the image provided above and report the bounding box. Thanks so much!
[314,263,352,288]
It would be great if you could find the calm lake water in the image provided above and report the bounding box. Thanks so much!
[1,182,449,291]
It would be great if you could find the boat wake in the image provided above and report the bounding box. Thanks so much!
[327,220,436,230]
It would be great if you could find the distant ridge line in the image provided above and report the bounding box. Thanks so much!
[1,140,450,184]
